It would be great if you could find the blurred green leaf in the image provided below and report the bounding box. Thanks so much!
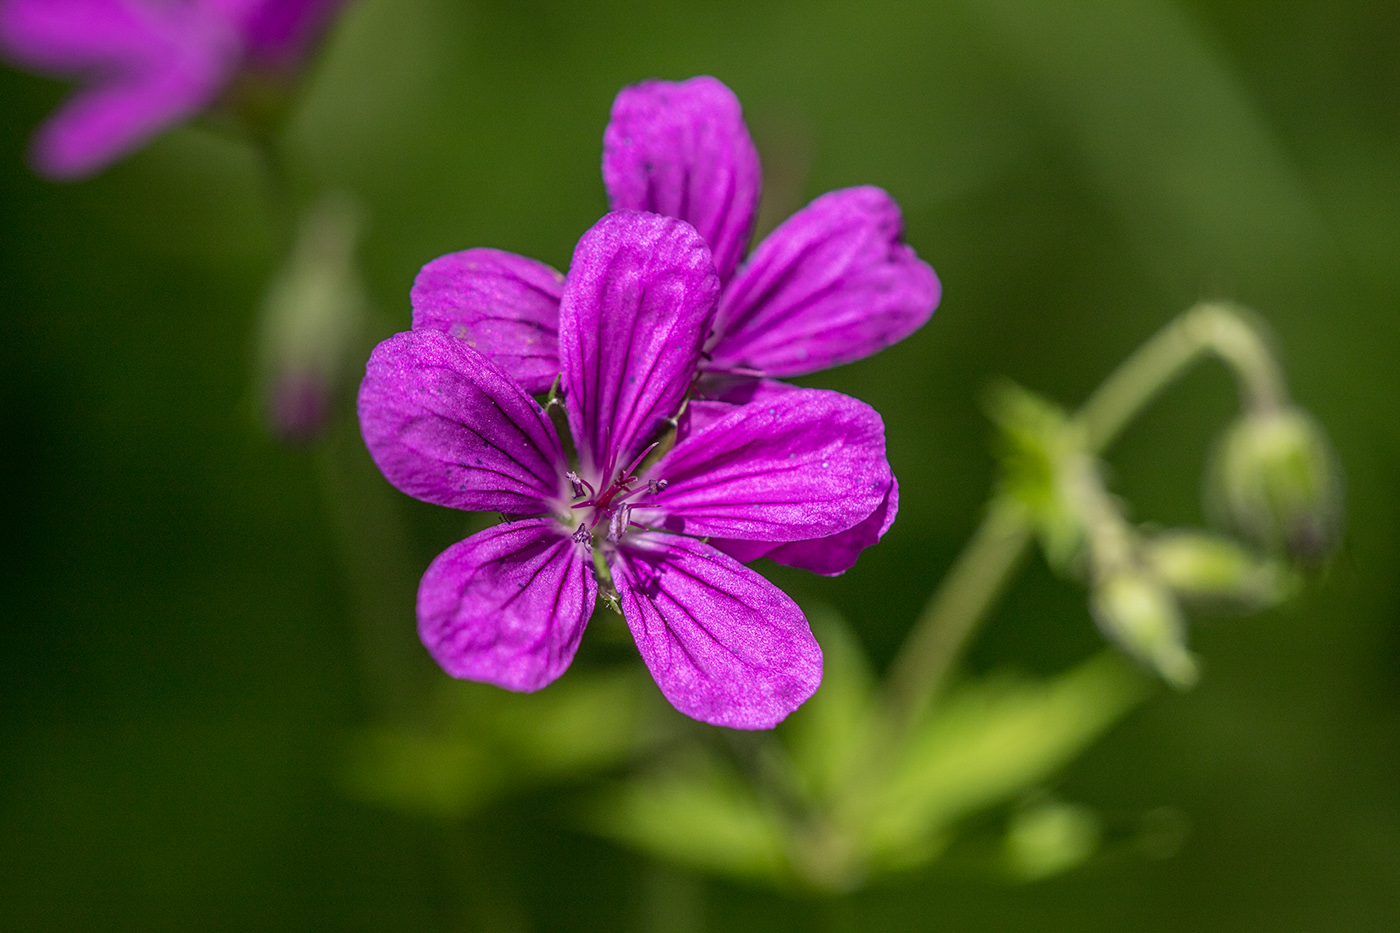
[780,606,877,803]
[853,652,1152,869]
[339,667,657,819]
[587,751,790,885]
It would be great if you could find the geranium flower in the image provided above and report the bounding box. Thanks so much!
[0,0,349,179]
[359,211,894,728]
[411,75,935,575]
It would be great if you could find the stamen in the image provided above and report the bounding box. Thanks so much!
[618,442,659,485]
[566,471,594,500]
[607,505,632,543]
[570,525,592,549]
[647,478,668,494]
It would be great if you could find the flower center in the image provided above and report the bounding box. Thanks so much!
[565,445,667,547]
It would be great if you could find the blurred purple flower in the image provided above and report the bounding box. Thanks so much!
[412,76,935,575]
[359,211,894,729]
[0,0,349,179]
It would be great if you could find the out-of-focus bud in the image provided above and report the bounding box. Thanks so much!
[258,193,367,444]
[1207,408,1342,564]
[1144,529,1297,610]
[1004,799,1101,881]
[1091,569,1198,689]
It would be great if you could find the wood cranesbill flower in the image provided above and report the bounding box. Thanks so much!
[0,0,349,179]
[409,76,935,576]
[359,212,894,729]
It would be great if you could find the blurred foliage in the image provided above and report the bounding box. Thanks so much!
[3,0,1399,930]
[342,667,660,819]
[588,611,1151,891]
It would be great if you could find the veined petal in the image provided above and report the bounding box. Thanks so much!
[639,388,891,542]
[358,329,567,514]
[714,475,899,576]
[678,375,800,440]
[602,76,761,284]
[709,186,940,377]
[559,211,719,481]
[418,519,596,692]
[610,533,821,729]
[412,248,564,395]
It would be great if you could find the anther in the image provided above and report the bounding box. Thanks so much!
[566,471,594,500]
[607,505,632,543]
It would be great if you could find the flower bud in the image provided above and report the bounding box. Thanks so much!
[1004,800,1101,881]
[1207,409,1342,563]
[258,193,367,444]
[1144,529,1296,610]
[1091,570,1198,688]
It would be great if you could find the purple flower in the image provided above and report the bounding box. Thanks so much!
[360,211,894,729]
[411,76,935,576]
[0,0,349,179]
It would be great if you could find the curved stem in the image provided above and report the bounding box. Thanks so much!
[1077,301,1289,452]
[879,301,1287,732]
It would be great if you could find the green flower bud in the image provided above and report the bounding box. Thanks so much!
[1145,529,1297,609]
[1091,570,1198,688]
[1207,409,1342,563]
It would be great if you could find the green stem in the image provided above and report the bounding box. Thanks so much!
[880,498,1032,730]
[879,301,1286,731]
[1076,301,1289,452]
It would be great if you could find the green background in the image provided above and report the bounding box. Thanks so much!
[2,0,1397,928]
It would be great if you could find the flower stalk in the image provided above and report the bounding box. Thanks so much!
[879,300,1299,733]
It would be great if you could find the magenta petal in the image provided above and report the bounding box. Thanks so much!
[602,76,761,284]
[679,375,800,439]
[412,248,565,395]
[239,0,348,70]
[754,475,899,576]
[707,538,776,564]
[709,186,940,377]
[610,533,821,729]
[0,0,163,68]
[28,60,230,179]
[558,211,719,480]
[2,0,237,179]
[358,329,567,514]
[640,388,891,542]
[419,519,596,691]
